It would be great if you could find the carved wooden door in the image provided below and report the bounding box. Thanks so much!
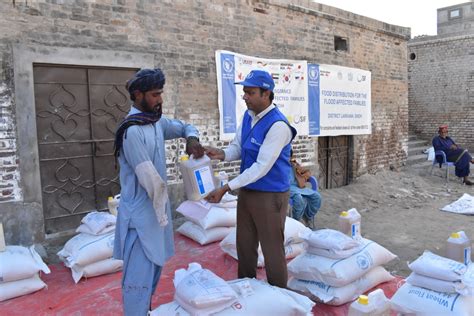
[33,65,136,234]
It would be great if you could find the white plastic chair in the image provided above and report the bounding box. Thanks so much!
[430,150,455,182]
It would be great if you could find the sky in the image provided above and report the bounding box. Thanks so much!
[312,0,468,37]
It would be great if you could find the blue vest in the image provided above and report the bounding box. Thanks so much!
[240,107,297,192]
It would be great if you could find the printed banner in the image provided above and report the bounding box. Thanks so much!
[216,50,371,140]
[316,64,371,136]
[216,50,308,141]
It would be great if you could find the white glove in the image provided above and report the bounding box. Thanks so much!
[135,161,169,226]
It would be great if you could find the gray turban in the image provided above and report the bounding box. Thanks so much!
[126,68,166,96]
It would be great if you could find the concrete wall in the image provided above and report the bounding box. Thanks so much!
[437,1,474,36]
[0,0,409,244]
[408,34,474,150]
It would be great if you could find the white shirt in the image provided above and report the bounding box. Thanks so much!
[224,104,293,191]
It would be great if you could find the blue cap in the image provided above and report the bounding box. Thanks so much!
[235,70,275,91]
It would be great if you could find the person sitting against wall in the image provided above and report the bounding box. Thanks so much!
[289,149,322,227]
[432,124,474,185]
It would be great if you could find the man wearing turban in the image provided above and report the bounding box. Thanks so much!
[113,68,204,315]
[432,125,474,185]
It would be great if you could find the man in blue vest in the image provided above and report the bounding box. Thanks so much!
[205,70,296,288]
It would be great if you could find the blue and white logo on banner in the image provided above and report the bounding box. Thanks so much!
[223,58,234,73]
[220,53,237,134]
[308,64,320,136]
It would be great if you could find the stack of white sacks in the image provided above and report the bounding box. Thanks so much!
[287,229,397,306]
[150,262,315,315]
[391,251,474,315]
[176,193,238,245]
[0,245,50,301]
[219,216,310,267]
[57,211,122,283]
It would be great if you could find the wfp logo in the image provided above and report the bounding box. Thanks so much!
[250,138,262,146]
[223,59,234,73]
[309,67,319,80]
[356,253,371,270]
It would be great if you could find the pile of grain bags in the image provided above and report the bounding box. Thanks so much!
[391,251,474,315]
[57,212,122,283]
[150,262,315,315]
[176,193,237,245]
[219,216,310,267]
[287,229,396,306]
[0,246,50,301]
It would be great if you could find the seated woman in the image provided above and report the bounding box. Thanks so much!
[289,150,322,227]
[432,125,474,185]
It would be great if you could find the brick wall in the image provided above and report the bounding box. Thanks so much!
[0,83,21,201]
[408,34,474,151]
[0,0,409,212]
[437,2,474,37]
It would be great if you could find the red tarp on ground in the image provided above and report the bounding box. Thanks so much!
[1,233,403,315]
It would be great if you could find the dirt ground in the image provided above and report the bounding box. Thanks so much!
[315,162,474,277]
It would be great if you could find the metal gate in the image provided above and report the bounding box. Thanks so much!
[318,136,351,189]
[33,65,137,234]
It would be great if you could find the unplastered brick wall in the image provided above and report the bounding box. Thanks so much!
[408,35,474,151]
[0,83,22,202]
[0,0,409,202]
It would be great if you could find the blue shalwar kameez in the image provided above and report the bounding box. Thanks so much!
[113,106,199,315]
[432,136,472,178]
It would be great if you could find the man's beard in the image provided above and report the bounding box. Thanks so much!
[141,98,162,118]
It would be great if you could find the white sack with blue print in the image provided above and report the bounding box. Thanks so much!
[173,262,238,315]
[287,238,397,287]
[390,282,474,315]
[288,266,394,306]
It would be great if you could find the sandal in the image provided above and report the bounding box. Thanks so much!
[463,179,473,185]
